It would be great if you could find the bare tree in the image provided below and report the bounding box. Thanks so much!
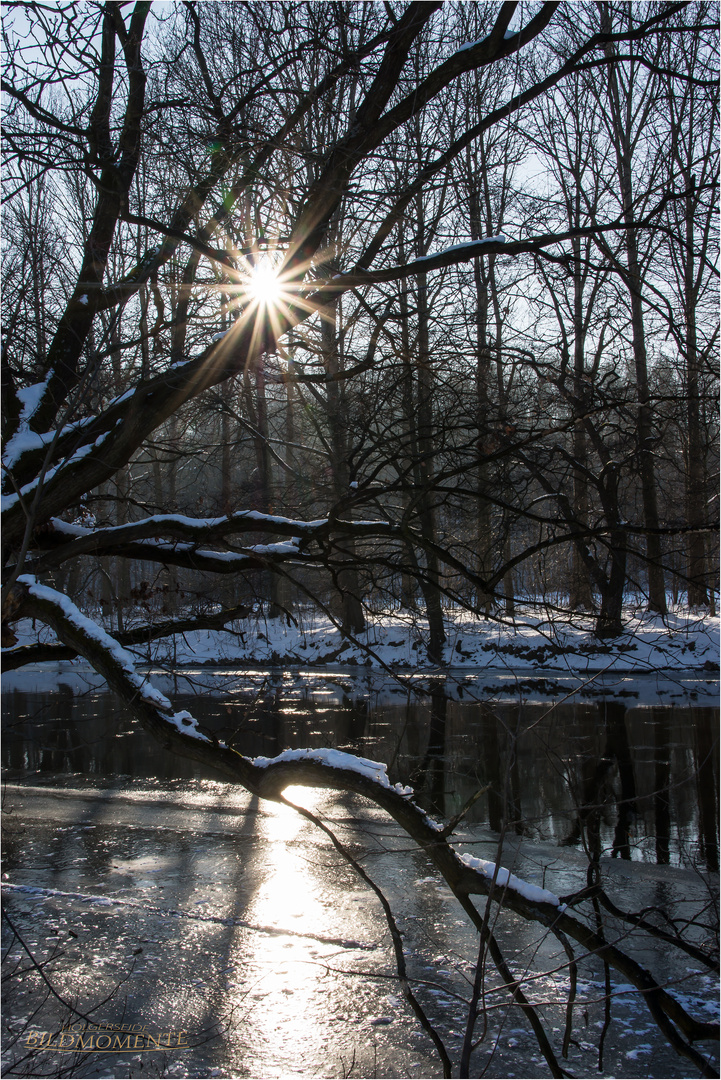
[659,7,719,607]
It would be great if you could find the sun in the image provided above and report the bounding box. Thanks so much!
[248,261,281,307]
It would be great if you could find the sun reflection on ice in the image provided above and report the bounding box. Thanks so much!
[254,791,326,924]
[232,788,343,1073]
[282,784,324,811]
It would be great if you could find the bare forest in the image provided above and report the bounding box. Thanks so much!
[1,3,719,1078]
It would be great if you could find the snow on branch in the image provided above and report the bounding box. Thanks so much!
[15,576,210,743]
[455,29,517,53]
[458,853,563,908]
[316,235,509,292]
[46,510,331,541]
[28,540,316,578]
[413,235,507,260]
[252,747,414,796]
[1,380,50,461]
[1,419,121,521]
[25,512,404,575]
[314,181,705,296]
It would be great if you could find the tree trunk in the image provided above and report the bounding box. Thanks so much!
[253,352,285,619]
[625,227,667,614]
[321,285,365,635]
[602,9,666,614]
[397,265,420,616]
[595,524,627,638]
[682,175,708,607]
[469,183,494,616]
[415,261,446,663]
[569,233,595,611]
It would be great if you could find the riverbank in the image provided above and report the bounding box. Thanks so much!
[8,603,719,676]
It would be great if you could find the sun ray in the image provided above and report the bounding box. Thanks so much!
[204,244,342,371]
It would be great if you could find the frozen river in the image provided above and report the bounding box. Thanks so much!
[2,667,719,1078]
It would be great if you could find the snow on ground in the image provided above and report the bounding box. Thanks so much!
[5,603,718,708]
[8,603,719,675]
[156,604,718,675]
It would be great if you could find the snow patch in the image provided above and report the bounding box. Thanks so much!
[414,236,506,264]
[625,1045,652,1060]
[252,747,414,794]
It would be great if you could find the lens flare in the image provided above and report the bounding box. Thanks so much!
[249,262,281,306]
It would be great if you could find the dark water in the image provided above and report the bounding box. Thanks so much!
[2,673,718,872]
